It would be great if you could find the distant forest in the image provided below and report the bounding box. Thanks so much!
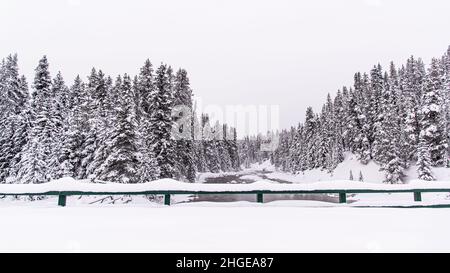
[272,46,450,183]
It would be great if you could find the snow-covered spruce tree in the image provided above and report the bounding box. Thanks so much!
[54,76,86,179]
[228,127,241,170]
[417,136,434,181]
[443,47,450,166]
[238,136,252,169]
[419,58,447,167]
[78,68,99,179]
[283,132,294,172]
[8,107,31,180]
[345,82,370,164]
[304,107,318,169]
[380,63,404,183]
[137,59,154,121]
[149,64,176,178]
[401,57,426,165]
[332,89,345,161]
[16,56,53,184]
[358,73,373,164]
[341,86,352,149]
[316,105,330,170]
[173,68,196,182]
[135,60,159,182]
[47,72,70,179]
[95,74,140,183]
[0,55,28,113]
[0,55,29,182]
[202,114,221,172]
[370,64,386,163]
[322,93,343,171]
[191,107,208,172]
[216,122,232,171]
[84,70,111,178]
[289,123,303,173]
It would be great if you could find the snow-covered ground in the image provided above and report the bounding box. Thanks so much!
[1,155,450,252]
[1,201,450,252]
[265,153,450,184]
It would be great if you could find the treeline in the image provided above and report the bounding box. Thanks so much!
[0,55,245,184]
[272,47,450,183]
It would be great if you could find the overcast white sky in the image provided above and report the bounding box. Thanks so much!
[1,0,450,134]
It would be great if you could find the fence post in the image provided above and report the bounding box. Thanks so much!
[414,191,422,202]
[339,192,347,204]
[257,193,264,203]
[164,194,171,206]
[58,195,67,207]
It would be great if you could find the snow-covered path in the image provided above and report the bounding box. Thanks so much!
[1,203,450,252]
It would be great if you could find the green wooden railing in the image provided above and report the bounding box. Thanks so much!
[1,187,449,207]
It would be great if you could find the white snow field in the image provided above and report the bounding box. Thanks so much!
[1,202,450,252]
[1,155,450,252]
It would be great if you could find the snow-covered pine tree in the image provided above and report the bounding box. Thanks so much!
[90,75,118,180]
[191,106,208,172]
[96,74,140,183]
[8,107,31,180]
[134,61,160,182]
[332,89,345,162]
[289,123,303,173]
[304,107,317,169]
[0,55,29,182]
[370,64,386,163]
[135,60,160,181]
[420,58,447,167]
[316,105,330,170]
[0,55,28,113]
[417,136,434,181]
[173,68,196,182]
[85,70,111,178]
[47,72,70,179]
[202,114,221,172]
[78,68,99,179]
[55,76,86,179]
[346,80,370,164]
[16,56,53,184]
[149,64,176,178]
[358,73,372,164]
[401,57,426,165]
[380,63,404,183]
[228,127,241,170]
[137,59,154,120]
[443,47,450,166]
[217,123,232,171]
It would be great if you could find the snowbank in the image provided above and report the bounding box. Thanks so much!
[265,153,450,184]
[1,205,450,252]
[2,177,450,194]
